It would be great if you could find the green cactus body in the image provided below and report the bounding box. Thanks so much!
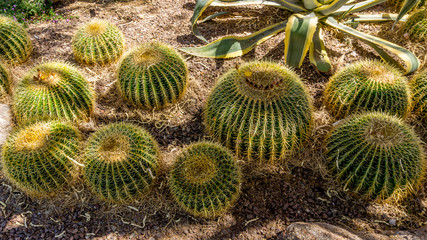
[72,19,125,65]
[324,60,411,119]
[325,112,426,201]
[412,69,427,120]
[0,15,32,64]
[1,121,80,197]
[13,62,94,124]
[204,61,313,163]
[83,123,161,203]
[388,0,425,10]
[404,9,427,42]
[169,142,241,218]
[117,42,188,109]
[0,61,10,95]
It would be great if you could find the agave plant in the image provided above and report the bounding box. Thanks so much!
[182,0,421,74]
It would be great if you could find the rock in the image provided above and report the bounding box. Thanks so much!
[284,222,364,240]
[0,103,12,147]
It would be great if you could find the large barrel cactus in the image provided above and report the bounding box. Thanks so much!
[0,62,10,95]
[0,15,32,64]
[404,9,427,42]
[83,123,161,203]
[324,60,411,119]
[412,69,427,120]
[13,62,94,124]
[117,41,188,109]
[204,61,313,163]
[72,19,125,65]
[169,142,241,218]
[1,121,80,197]
[325,112,426,201]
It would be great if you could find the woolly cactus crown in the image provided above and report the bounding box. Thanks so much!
[0,15,32,64]
[404,9,427,42]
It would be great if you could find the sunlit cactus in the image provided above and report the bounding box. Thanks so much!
[13,62,94,124]
[404,9,427,42]
[169,142,241,218]
[324,60,411,119]
[325,112,426,201]
[0,15,32,64]
[0,61,10,96]
[83,123,161,203]
[117,41,188,109]
[1,121,80,197]
[72,19,125,65]
[204,61,313,163]
[411,68,427,120]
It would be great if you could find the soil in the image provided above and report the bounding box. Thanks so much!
[0,0,426,239]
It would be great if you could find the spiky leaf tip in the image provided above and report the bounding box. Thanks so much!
[411,68,427,120]
[403,9,427,42]
[0,15,32,64]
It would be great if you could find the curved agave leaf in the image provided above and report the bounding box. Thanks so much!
[394,0,420,26]
[191,0,216,43]
[302,0,322,10]
[334,0,387,15]
[180,20,288,58]
[315,0,350,15]
[211,0,306,11]
[344,13,408,23]
[324,17,419,74]
[309,27,332,73]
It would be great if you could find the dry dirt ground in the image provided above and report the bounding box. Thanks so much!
[0,0,426,239]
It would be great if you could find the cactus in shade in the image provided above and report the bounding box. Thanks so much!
[117,41,188,109]
[1,121,80,197]
[204,61,313,163]
[72,19,125,65]
[325,112,426,201]
[403,9,427,42]
[324,60,411,119]
[0,62,10,95]
[411,69,427,119]
[13,62,94,124]
[83,123,161,203]
[0,15,32,64]
[169,142,241,218]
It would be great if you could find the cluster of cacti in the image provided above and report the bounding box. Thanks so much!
[325,112,426,201]
[83,123,161,203]
[0,62,10,96]
[1,121,80,197]
[117,41,188,109]
[404,9,427,42]
[169,142,241,218]
[13,62,94,124]
[72,19,125,65]
[204,61,313,163]
[324,60,411,119]
[0,15,32,64]
[411,69,427,119]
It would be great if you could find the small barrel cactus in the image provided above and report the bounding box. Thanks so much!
[0,15,32,64]
[411,69,427,120]
[403,9,427,42]
[325,112,426,201]
[117,41,188,109]
[169,142,241,218]
[0,62,10,96]
[324,60,411,119]
[72,19,125,65]
[13,62,94,124]
[83,123,161,203]
[204,61,313,163]
[1,121,80,197]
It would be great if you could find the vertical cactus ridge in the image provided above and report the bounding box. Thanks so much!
[404,9,427,42]
[13,62,94,124]
[204,61,313,163]
[1,121,80,197]
[325,112,426,201]
[0,15,32,64]
[169,142,241,218]
[412,68,427,120]
[324,60,411,119]
[0,61,10,95]
[83,123,161,203]
[117,41,188,109]
[72,19,125,65]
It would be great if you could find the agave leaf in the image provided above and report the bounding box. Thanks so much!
[309,27,332,73]
[344,13,408,23]
[211,0,306,11]
[334,0,387,15]
[315,0,350,15]
[180,20,288,58]
[302,0,322,10]
[191,0,217,43]
[324,17,419,74]
[394,0,420,26]
[200,12,231,23]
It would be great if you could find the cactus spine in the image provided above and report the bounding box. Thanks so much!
[411,68,427,120]
[0,61,10,96]
[204,61,313,163]
[403,9,427,42]
[169,142,241,218]
[0,15,32,64]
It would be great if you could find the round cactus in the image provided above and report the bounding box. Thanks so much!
[324,60,411,119]
[403,9,427,42]
[169,142,241,218]
[1,121,80,197]
[117,41,188,109]
[13,62,94,124]
[83,123,161,203]
[325,112,426,201]
[72,19,125,65]
[204,61,313,163]
[411,69,427,120]
[0,61,10,96]
[0,15,32,64]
